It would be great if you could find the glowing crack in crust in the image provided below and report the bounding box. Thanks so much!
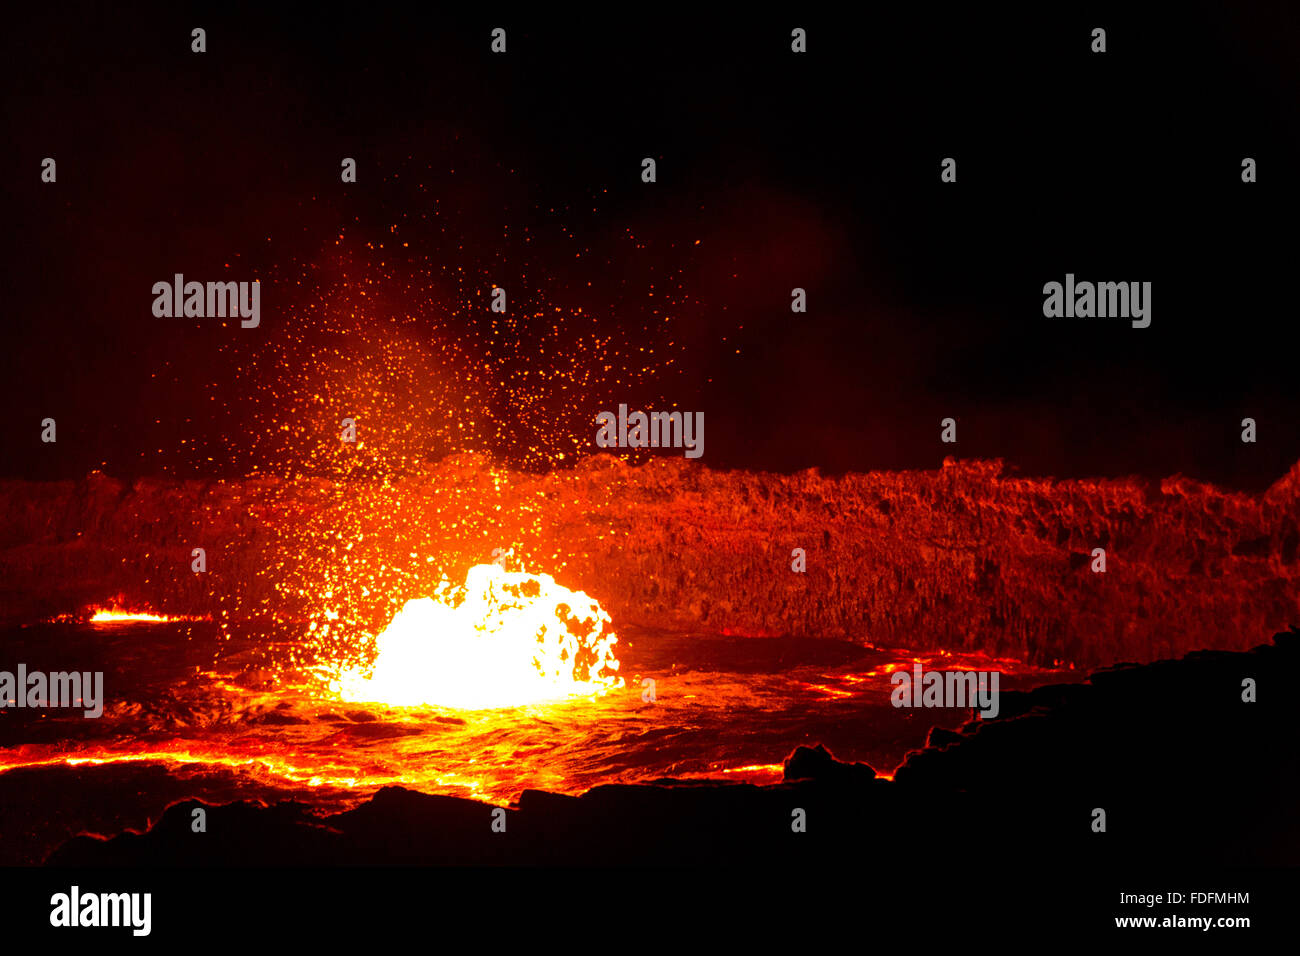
[330,563,623,709]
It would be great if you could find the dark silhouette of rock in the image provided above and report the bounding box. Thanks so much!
[782,743,877,783]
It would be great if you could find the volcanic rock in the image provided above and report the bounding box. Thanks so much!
[4,456,1300,667]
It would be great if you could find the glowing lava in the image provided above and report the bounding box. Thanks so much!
[89,609,192,623]
[331,563,623,709]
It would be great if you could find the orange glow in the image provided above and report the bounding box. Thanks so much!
[0,634,1058,819]
[328,563,623,709]
[88,608,199,623]
[799,681,856,700]
[718,763,785,780]
[0,748,485,800]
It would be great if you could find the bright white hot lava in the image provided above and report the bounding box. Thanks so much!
[333,563,623,709]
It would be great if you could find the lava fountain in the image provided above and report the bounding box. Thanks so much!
[329,563,624,709]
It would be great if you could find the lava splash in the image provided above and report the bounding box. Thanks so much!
[329,563,623,709]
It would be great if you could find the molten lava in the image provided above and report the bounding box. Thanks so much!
[88,609,189,623]
[330,563,623,709]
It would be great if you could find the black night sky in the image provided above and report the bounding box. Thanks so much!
[3,3,1298,486]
